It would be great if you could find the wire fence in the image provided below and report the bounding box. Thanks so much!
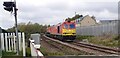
[76,23,118,36]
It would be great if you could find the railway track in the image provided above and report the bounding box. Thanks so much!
[42,37,64,52]
[72,41,119,54]
[43,35,119,55]
[41,35,91,55]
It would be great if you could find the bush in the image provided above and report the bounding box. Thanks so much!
[113,35,120,40]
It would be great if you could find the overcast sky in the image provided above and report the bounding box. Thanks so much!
[0,0,119,29]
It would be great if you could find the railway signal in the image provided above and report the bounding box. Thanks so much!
[3,2,14,12]
[3,1,19,55]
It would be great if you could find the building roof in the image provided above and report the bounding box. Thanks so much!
[80,15,97,22]
[76,15,97,24]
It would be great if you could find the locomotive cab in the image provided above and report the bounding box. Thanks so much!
[61,21,76,41]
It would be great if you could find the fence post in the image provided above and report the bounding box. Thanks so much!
[18,33,21,51]
[11,33,14,51]
[5,33,8,51]
[1,33,4,50]
[22,32,26,56]
[13,33,16,52]
[8,33,11,52]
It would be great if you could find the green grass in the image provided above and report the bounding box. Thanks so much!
[88,38,118,47]
[76,35,94,41]
[26,47,31,57]
[2,50,23,56]
[76,35,118,47]
[2,51,16,56]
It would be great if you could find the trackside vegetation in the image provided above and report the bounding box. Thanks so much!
[76,35,119,47]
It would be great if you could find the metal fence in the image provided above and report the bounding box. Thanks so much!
[76,23,118,36]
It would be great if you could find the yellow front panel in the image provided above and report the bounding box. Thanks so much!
[62,29,76,36]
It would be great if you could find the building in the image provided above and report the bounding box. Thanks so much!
[75,15,98,26]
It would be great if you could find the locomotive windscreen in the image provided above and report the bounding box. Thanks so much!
[64,24,68,29]
[69,24,75,28]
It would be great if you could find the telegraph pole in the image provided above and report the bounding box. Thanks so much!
[14,0,19,55]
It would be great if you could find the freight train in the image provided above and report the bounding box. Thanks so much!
[46,20,76,41]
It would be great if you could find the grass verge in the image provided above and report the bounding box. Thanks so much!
[76,35,118,47]
[2,51,16,56]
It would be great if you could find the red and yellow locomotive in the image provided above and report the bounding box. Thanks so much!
[46,20,76,41]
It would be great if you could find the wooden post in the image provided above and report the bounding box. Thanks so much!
[22,33,26,56]
[5,33,8,51]
[1,33,4,50]
[13,33,16,52]
[11,33,14,51]
[18,33,21,51]
[8,33,11,52]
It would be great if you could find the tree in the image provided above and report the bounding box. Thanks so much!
[91,16,95,19]
[65,14,83,21]
[6,22,48,43]
[71,14,83,21]
[48,25,50,27]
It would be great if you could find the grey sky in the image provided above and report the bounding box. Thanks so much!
[0,0,119,29]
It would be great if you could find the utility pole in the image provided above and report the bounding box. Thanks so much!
[14,0,19,55]
[3,0,19,55]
